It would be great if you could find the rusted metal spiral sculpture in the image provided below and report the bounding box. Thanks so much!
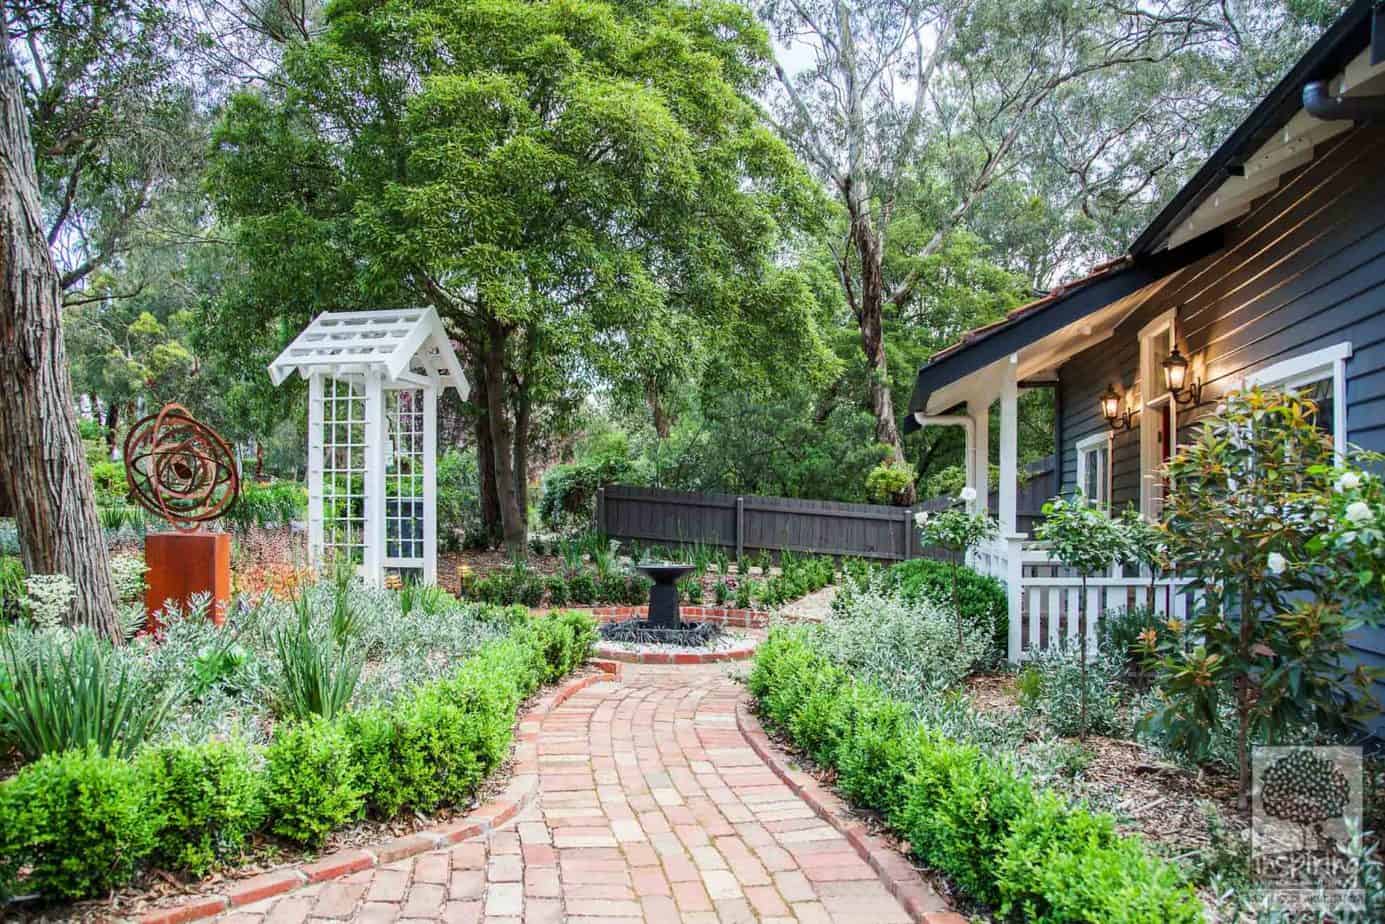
[123,403,240,528]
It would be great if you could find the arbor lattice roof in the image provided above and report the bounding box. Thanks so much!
[268,309,468,397]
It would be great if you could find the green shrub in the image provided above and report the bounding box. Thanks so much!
[748,628,1201,922]
[518,573,546,608]
[881,558,1008,657]
[898,738,1038,906]
[597,572,627,604]
[624,574,651,605]
[996,792,1202,922]
[525,611,597,684]
[0,749,155,900]
[545,575,569,607]
[225,479,307,530]
[347,686,489,818]
[0,629,179,760]
[833,684,918,822]
[539,453,632,531]
[344,620,583,819]
[0,556,24,623]
[679,576,703,604]
[140,740,265,876]
[567,571,596,604]
[263,718,363,846]
[437,449,483,551]
[815,578,991,696]
[476,603,530,629]
[90,460,129,504]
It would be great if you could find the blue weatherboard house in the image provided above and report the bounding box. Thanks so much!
[906,0,1385,736]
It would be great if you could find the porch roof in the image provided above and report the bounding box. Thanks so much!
[906,0,1382,426]
[904,235,1218,421]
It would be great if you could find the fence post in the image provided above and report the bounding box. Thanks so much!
[595,487,605,535]
[735,496,744,563]
[902,506,914,560]
[1006,536,1025,664]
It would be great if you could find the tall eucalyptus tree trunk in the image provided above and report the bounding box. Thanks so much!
[0,42,119,638]
[845,191,914,503]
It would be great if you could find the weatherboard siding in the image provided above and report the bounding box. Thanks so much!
[1056,121,1385,735]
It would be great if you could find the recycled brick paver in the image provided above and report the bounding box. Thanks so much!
[218,664,914,923]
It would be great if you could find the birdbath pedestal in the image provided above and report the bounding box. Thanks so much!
[635,562,695,630]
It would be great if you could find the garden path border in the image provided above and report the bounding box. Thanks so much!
[138,659,623,924]
[734,701,965,924]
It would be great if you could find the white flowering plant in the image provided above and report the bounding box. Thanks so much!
[1308,453,1385,600]
[914,491,997,649]
[1145,388,1382,804]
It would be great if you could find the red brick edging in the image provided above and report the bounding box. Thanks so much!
[140,661,622,924]
[734,702,963,924]
[590,605,771,628]
[592,637,759,664]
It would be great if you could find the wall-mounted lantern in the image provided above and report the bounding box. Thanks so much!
[1101,384,1135,432]
[1161,346,1205,407]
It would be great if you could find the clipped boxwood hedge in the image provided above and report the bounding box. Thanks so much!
[0,611,597,902]
[748,628,1203,923]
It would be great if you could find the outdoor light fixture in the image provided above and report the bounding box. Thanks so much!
[1101,384,1134,432]
[1161,346,1205,407]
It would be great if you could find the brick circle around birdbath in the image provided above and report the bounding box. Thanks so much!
[592,632,760,664]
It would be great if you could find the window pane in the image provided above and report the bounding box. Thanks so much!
[1297,376,1333,440]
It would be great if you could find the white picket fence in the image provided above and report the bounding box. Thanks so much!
[970,537,1195,662]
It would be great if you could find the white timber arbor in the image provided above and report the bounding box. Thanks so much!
[269,309,468,587]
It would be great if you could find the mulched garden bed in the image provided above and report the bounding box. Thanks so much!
[960,671,1247,858]
[3,667,608,924]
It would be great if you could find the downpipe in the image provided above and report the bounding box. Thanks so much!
[1302,80,1385,122]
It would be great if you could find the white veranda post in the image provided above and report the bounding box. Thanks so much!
[269,309,468,587]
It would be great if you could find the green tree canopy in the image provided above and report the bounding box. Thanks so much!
[209,0,830,552]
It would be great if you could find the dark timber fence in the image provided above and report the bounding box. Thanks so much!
[596,456,1054,562]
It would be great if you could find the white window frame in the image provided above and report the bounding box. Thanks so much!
[1242,341,1351,459]
[1138,309,1178,519]
[1076,431,1113,509]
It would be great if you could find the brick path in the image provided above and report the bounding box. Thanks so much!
[220,665,914,923]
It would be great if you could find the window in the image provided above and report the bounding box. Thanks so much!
[1076,432,1112,508]
[1138,310,1178,519]
[1243,342,1351,456]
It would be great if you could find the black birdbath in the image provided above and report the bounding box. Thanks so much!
[636,561,695,630]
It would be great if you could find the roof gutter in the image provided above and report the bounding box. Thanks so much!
[1130,0,1375,257]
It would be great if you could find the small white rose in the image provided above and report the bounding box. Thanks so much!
[1346,501,1374,526]
[959,486,978,503]
[1336,471,1362,493]
[913,512,929,527]
[1267,552,1287,575]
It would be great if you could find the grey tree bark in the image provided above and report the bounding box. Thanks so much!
[0,40,119,638]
